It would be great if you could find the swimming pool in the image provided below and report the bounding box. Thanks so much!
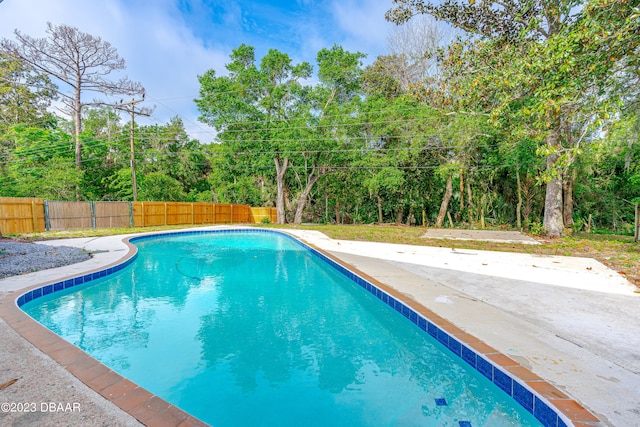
[21,230,553,426]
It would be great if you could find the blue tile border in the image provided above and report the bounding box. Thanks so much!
[16,251,138,308]
[15,227,577,427]
[283,230,576,427]
[535,397,560,427]
[514,381,535,414]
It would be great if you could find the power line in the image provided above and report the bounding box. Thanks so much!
[3,140,505,169]
[143,93,218,141]
[4,107,492,158]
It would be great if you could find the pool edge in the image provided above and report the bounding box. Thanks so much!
[1,236,209,427]
[290,231,605,427]
[2,227,605,427]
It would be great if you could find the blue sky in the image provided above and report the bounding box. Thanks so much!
[0,0,397,142]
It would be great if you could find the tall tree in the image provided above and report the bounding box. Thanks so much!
[1,23,143,186]
[1,52,58,181]
[357,92,444,225]
[0,52,57,130]
[293,45,366,224]
[387,1,578,237]
[196,44,312,223]
[387,0,638,236]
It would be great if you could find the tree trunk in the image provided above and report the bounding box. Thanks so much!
[516,168,523,231]
[466,180,473,223]
[543,129,564,237]
[635,204,639,242]
[459,168,464,212]
[293,166,325,224]
[522,175,534,229]
[325,193,329,224]
[395,206,404,224]
[73,77,82,168]
[274,157,289,224]
[562,168,575,229]
[74,85,82,200]
[544,176,564,236]
[480,192,487,228]
[405,207,415,226]
[436,175,453,227]
[625,136,634,173]
[377,195,383,223]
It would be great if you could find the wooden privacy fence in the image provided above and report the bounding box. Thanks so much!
[0,198,46,234]
[132,202,260,227]
[46,201,133,230]
[0,198,277,234]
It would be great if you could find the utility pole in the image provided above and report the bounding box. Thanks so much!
[115,94,151,201]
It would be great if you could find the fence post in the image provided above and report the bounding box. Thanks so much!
[43,200,50,231]
[230,204,233,224]
[191,203,194,225]
[90,201,96,228]
[129,201,134,228]
[31,200,38,232]
[164,202,168,226]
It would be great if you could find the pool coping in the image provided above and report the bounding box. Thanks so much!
[1,228,604,427]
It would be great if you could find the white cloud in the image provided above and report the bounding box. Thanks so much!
[329,0,395,61]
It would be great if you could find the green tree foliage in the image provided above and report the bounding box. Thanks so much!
[574,111,640,233]
[104,168,135,201]
[138,171,187,202]
[2,125,81,199]
[0,53,58,182]
[358,94,443,224]
[0,52,57,131]
[0,16,637,233]
[196,44,366,224]
[79,107,127,200]
[386,0,580,41]
[387,0,640,235]
[136,117,211,199]
[361,55,404,100]
[196,44,313,223]
[292,45,366,224]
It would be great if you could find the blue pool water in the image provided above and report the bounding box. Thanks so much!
[24,231,543,426]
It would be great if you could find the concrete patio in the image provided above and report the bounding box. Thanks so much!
[1,226,638,426]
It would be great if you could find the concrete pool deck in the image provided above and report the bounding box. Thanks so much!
[1,226,638,426]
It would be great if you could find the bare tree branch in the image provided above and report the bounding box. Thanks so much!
[1,22,144,188]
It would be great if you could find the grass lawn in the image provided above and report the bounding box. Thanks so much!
[9,223,640,289]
